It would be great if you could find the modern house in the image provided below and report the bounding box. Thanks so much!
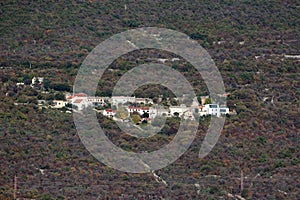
[206,104,219,116]
[199,104,229,117]
[219,107,230,115]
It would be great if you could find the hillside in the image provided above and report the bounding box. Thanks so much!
[0,1,299,199]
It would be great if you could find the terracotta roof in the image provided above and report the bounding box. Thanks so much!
[73,99,83,104]
[74,93,87,97]
[105,109,116,113]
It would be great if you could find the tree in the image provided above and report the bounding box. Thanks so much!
[49,83,70,92]
[131,114,141,124]
[43,78,51,90]
[173,112,179,117]
[54,92,65,100]
[204,98,212,105]
[116,106,128,120]
[22,74,31,84]
[170,98,179,106]
[142,112,149,118]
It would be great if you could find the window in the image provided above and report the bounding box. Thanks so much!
[209,104,218,108]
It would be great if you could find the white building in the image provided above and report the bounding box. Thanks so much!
[199,104,229,117]
[112,96,135,106]
[72,98,89,110]
[66,93,90,110]
[103,109,116,117]
[169,104,190,117]
[31,77,44,86]
[111,96,153,106]
[87,96,110,107]
[219,107,229,115]
[127,106,150,116]
[148,107,170,118]
[52,100,68,108]
[16,82,25,87]
[206,104,219,116]
[37,100,46,106]
[135,98,153,105]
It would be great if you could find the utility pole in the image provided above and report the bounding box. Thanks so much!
[13,174,17,200]
[240,168,244,195]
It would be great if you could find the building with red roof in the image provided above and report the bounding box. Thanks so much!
[103,109,116,117]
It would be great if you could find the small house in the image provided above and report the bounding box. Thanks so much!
[103,109,116,117]
[52,100,68,108]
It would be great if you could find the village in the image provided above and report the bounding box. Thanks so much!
[52,93,232,123]
[14,76,234,125]
[51,94,232,126]
[17,76,234,124]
